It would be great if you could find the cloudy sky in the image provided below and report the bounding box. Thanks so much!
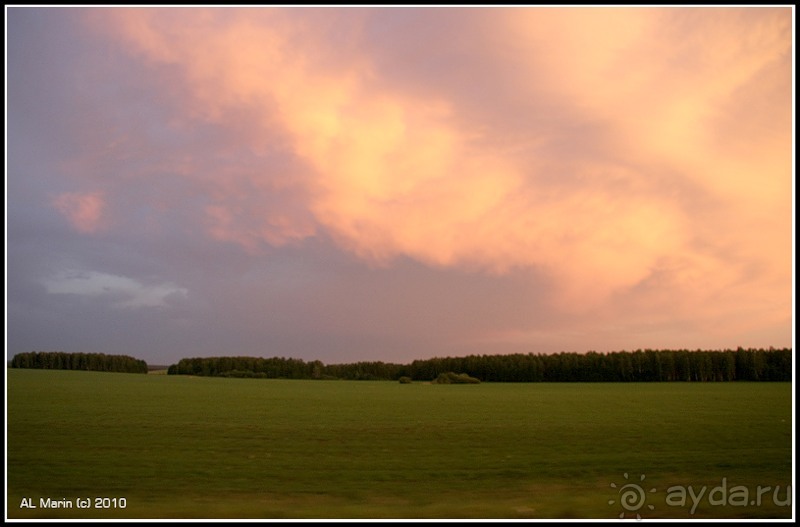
[6,7,793,366]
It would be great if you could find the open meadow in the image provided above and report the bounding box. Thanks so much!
[6,369,793,519]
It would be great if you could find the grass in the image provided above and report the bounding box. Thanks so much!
[5,369,793,519]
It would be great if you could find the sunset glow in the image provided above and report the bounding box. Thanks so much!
[6,7,793,364]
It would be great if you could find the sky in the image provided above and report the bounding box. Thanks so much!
[5,6,794,366]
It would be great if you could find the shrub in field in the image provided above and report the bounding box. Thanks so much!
[432,372,481,384]
[218,370,268,378]
[398,376,413,384]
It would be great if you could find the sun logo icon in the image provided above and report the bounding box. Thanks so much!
[608,473,657,520]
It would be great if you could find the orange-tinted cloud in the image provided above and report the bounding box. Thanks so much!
[52,191,107,233]
[81,7,792,329]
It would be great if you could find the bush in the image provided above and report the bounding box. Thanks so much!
[432,372,481,384]
[218,370,268,379]
[398,376,413,384]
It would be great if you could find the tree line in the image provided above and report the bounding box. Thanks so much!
[167,347,791,382]
[10,351,148,374]
[168,356,326,379]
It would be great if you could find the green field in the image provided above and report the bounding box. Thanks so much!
[6,369,793,519]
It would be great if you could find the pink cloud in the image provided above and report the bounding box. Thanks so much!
[79,7,791,339]
[52,191,107,233]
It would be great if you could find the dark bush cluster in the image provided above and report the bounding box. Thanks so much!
[432,372,481,384]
